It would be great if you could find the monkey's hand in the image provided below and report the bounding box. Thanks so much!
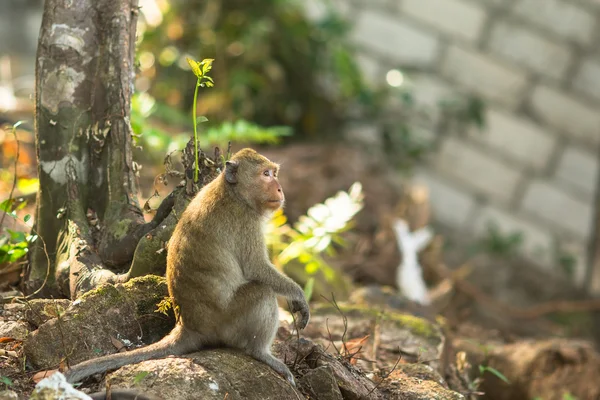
[290,299,310,330]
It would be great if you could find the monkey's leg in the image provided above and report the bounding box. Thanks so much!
[223,282,295,385]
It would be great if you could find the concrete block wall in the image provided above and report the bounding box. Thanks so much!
[306,0,600,286]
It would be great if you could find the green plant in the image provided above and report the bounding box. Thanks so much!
[186,57,215,181]
[469,222,523,258]
[136,0,368,136]
[552,241,578,279]
[478,365,509,384]
[0,376,12,388]
[130,92,293,161]
[376,85,486,169]
[133,371,150,385]
[266,182,364,297]
[0,199,36,265]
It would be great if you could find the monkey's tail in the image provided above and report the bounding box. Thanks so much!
[64,324,196,383]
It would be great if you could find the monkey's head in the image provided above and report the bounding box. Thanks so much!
[225,148,284,215]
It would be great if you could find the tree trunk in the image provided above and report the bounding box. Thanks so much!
[27,0,166,298]
[587,145,600,293]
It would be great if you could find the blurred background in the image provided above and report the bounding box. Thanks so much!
[4,0,600,398]
[2,0,600,340]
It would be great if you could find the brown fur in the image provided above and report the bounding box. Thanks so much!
[65,148,309,384]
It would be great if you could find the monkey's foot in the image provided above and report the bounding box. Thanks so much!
[251,352,295,386]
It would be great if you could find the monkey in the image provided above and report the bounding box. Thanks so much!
[64,148,310,385]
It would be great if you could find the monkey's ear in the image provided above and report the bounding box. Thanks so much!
[225,160,239,184]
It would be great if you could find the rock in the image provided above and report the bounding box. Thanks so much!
[24,276,175,369]
[377,369,465,400]
[304,304,444,372]
[23,275,462,399]
[321,356,377,400]
[0,390,19,400]
[30,372,91,400]
[273,329,463,400]
[0,320,29,341]
[299,365,343,400]
[273,335,380,399]
[2,303,26,320]
[397,363,447,388]
[478,339,600,400]
[22,299,71,328]
[104,349,304,400]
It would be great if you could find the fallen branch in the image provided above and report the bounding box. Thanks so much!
[439,261,600,319]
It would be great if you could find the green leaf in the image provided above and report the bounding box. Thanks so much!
[0,199,13,213]
[479,365,509,384]
[196,116,209,125]
[200,58,214,74]
[16,200,28,211]
[8,247,27,262]
[0,376,12,386]
[186,57,202,78]
[24,214,31,223]
[6,229,26,243]
[133,371,149,384]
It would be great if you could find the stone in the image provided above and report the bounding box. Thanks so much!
[401,0,486,42]
[352,11,440,67]
[441,45,528,108]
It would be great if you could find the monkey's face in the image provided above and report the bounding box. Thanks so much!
[260,165,285,211]
[225,148,285,215]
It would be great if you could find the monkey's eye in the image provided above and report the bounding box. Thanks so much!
[263,170,270,177]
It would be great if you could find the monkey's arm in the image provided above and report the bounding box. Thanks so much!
[244,259,310,329]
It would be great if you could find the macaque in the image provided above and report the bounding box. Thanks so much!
[65,148,310,385]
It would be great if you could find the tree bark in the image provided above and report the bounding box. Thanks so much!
[27,0,159,298]
[587,145,600,293]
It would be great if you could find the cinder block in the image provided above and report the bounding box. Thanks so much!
[472,205,555,266]
[554,146,599,198]
[435,137,522,203]
[521,180,593,239]
[557,240,588,286]
[488,20,571,80]
[411,168,477,229]
[530,84,600,148]
[472,108,556,170]
[512,0,595,46]
[355,52,385,85]
[441,45,528,108]
[351,11,440,67]
[401,0,487,42]
[407,75,455,106]
[573,58,600,102]
[303,0,352,21]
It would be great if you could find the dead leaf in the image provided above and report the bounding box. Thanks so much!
[33,369,58,383]
[110,336,126,352]
[342,335,370,365]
